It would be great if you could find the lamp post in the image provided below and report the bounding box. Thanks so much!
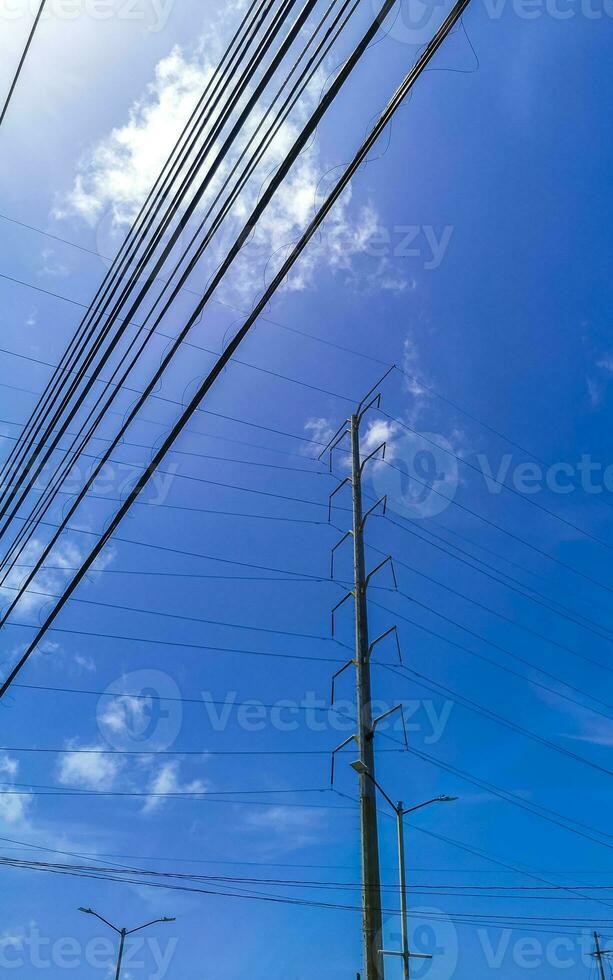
[350,760,457,980]
[78,908,176,980]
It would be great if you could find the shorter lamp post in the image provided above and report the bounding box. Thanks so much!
[78,907,176,980]
[350,759,457,980]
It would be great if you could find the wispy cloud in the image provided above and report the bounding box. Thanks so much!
[0,754,31,826]
[53,19,401,305]
[246,805,327,855]
[141,761,208,814]
[56,741,123,792]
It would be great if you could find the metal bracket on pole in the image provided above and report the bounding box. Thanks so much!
[373,704,408,748]
[331,530,353,578]
[361,495,387,530]
[368,625,402,664]
[331,591,354,637]
[331,734,358,786]
[331,659,356,705]
[328,478,352,522]
[319,421,351,470]
[365,555,398,590]
[360,441,387,475]
[356,365,395,418]
[380,951,433,961]
[357,392,382,424]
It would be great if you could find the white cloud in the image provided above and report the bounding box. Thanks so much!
[596,355,613,374]
[0,535,115,622]
[247,805,326,853]
[0,754,31,826]
[74,653,96,673]
[57,742,122,791]
[53,18,401,305]
[142,761,208,814]
[0,754,18,778]
[304,417,335,450]
[98,695,147,739]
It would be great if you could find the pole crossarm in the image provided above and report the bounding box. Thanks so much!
[365,555,398,590]
[361,495,387,529]
[373,703,408,749]
[356,366,395,417]
[331,590,354,637]
[330,529,353,578]
[330,734,358,786]
[318,420,350,462]
[380,950,433,960]
[331,658,356,705]
[328,477,352,521]
[360,441,387,475]
[357,392,382,423]
[368,625,402,663]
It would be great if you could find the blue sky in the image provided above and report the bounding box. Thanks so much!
[0,0,611,978]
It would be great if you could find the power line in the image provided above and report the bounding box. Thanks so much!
[0,0,47,129]
[0,0,468,698]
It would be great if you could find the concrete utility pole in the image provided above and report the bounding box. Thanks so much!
[350,411,385,980]
[326,368,401,980]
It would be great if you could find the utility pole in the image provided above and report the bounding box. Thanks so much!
[350,410,385,980]
[326,370,397,980]
[396,800,410,980]
[115,930,126,980]
[592,932,612,980]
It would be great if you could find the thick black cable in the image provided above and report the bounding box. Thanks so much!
[0,0,266,498]
[0,0,358,585]
[0,0,287,526]
[0,0,475,697]
[0,0,386,619]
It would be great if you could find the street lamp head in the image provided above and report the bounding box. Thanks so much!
[78,908,93,915]
[438,795,458,803]
[161,918,176,923]
[350,759,369,776]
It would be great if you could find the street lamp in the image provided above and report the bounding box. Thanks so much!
[78,908,176,980]
[350,760,458,980]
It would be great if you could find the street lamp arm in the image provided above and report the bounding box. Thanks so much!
[78,908,121,934]
[402,795,458,816]
[125,917,176,936]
